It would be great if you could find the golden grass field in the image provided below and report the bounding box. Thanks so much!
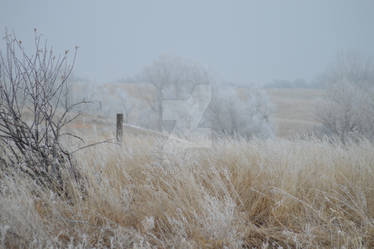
[2,87,374,248]
[266,88,325,138]
[1,134,374,248]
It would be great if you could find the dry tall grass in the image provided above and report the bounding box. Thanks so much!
[1,135,374,248]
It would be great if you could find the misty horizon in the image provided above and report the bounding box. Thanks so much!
[1,0,374,85]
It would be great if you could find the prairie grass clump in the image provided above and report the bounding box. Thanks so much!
[1,135,374,248]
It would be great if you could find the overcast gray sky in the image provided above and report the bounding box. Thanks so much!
[1,0,374,84]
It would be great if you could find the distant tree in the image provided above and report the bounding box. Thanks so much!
[316,52,374,142]
[321,52,374,89]
[99,89,136,123]
[204,84,273,139]
[136,55,211,131]
[265,78,313,89]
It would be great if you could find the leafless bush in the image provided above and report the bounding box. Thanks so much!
[0,30,85,193]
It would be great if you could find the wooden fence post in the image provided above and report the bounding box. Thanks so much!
[116,113,123,143]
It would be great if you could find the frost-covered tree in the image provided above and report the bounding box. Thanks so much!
[204,84,273,139]
[317,52,374,142]
[321,52,374,89]
[136,55,211,131]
